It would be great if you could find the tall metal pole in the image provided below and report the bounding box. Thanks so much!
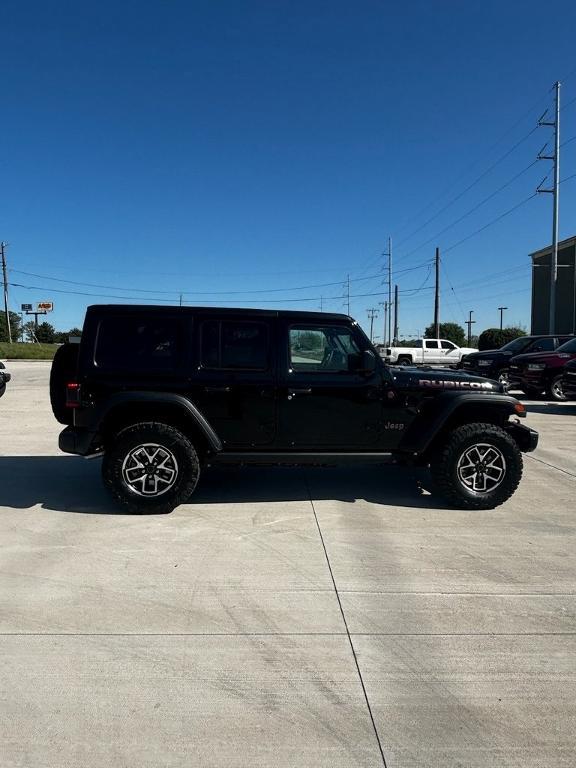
[538,82,561,333]
[393,284,399,344]
[498,306,508,330]
[367,308,379,343]
[434,247,440,338]
[346,274,350,315]
[387,237,392,348]
[466,310,476,347]
[1,242,12,344]
[551,81,561,334]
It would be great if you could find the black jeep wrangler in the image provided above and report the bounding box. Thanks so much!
[51,305,538,513]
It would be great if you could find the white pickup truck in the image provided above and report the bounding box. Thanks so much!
[378,339,478,367]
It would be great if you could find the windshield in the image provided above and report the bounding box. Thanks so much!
[500,337,534,354]
[557,337,576,353]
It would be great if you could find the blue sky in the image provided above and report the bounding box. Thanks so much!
[2,0,576,341]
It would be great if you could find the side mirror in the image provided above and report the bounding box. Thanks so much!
[349,350,376,374]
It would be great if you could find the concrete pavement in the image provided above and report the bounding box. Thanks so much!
[1,361,575,767]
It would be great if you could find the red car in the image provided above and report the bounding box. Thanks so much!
[508,336,576,400]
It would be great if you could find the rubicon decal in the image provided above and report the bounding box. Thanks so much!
[419,379,494,390]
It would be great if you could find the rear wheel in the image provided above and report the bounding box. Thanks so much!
[102,422,200,514]
[430,423,522,509]
[547,374,567,402]
[498,369,510,387]
[397,355,412,366]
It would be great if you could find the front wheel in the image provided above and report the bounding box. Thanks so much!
[430,423,523,510]
[102,422,200,514]
[547,374,567,402]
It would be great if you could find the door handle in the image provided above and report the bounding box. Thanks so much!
[204,386,231,393]
[287,388,312,400]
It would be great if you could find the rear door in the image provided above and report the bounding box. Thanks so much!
[424,339,440,364]
[189,316,277,446]
[277,320,383,448]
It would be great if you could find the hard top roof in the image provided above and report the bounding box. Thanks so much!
[86,305,351,322]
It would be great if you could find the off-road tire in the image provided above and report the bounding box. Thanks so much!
[547,374,567,402]
[430,422,522,510]
[50,343,80,424]
[102,422,200,514]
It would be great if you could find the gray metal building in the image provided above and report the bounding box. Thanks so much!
[530,235,576,334]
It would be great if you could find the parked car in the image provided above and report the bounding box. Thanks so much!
[381,338,478,366]
[561,359,576,400]
[462,334,574,385]
[0,361,11,399]
[508,336,576,400]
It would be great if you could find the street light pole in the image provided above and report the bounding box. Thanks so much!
[498,306,508,330]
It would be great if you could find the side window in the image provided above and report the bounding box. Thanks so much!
[200,321,269,370]
[425,340,439,349]
[529,338,555,353]
[95,317,180,370]
[289,326,361,373]
[441,340,456,350]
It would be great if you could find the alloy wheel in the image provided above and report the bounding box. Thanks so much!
[456,443,506,493]
[121,443,179,497]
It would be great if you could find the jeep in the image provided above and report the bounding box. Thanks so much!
[51,305,538,513]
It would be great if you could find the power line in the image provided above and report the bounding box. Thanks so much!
[394,124,541,252]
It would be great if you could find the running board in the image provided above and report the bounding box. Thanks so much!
[210,452,396,467]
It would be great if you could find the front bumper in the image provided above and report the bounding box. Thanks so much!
[59,426,98,456]
[506,422,539,452]
[508,368,545,392]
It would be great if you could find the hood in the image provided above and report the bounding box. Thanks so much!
[390,366,504,393]
[511,350,566,364]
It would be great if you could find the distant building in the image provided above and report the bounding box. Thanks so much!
[530,235,576,334]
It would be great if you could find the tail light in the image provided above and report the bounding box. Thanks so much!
[66,382,81,408]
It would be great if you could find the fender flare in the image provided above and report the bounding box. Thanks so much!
[399,393,522,454]
[89,391,222,452]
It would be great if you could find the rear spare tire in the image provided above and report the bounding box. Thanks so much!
[50,343,80,425]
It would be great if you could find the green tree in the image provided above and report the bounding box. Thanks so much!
[35,321,56,343]
[0,311,22,342]
[478,327,526,351]
[424,322,466,346]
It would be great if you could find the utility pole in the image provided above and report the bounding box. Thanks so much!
[433,247,440,338]
[393,285,399,344]
[320,296,323,312]
[1,242,12,344]
[179,293,183,307]
[386,237,392,349]
[498,306,508,330]
[379,301,388,346]
[367,308,379,343]
[466,310,476,347]
[537,81,561,333]
[346,274,350,315]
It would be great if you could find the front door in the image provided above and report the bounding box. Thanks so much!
[277,321,383,448]
[189,316,277,447]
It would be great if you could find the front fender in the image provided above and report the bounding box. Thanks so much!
[399,393,523,454]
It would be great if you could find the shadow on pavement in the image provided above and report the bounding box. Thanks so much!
[0,456,451,513]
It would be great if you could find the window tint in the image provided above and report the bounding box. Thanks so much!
[289,326,360,372]
[96,317,180,370]
[200,321,269,370]
[528,337,555,352]
[425,340,439,349]
[441,340,455,350]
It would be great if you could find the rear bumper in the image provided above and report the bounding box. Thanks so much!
[59,426,98,456]
[505,422,539,453]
